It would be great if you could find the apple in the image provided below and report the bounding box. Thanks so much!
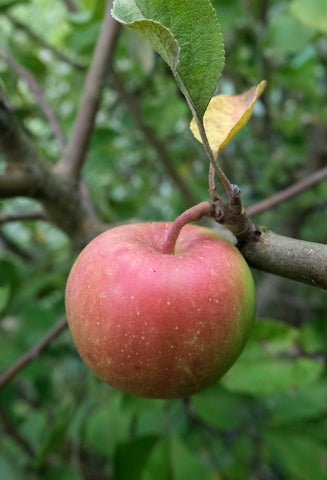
[65,222,255,398]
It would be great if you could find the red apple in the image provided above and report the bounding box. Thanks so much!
[65,222,255,398]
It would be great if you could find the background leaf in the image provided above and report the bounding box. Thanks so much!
[290,0,327,34]
[221,319,325,394]
[113,436,157,480]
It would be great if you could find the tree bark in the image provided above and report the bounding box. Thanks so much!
[241,229,327,290]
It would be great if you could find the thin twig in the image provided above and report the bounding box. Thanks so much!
[59,0,121,179]
[0,229,35,262]
[0,408,35,456]
[194,115,233,198]
[246,165,327,216]
[111,67,198,206]
[5,13,86,72]
[0,210,47,223]
[60,0,79,12]
[0,46,66,150]
[208,164,217,200]
[0,317,68,389]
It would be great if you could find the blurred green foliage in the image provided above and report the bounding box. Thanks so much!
[0,0,326,478]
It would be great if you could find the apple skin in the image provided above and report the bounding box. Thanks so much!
[65,222,255,399]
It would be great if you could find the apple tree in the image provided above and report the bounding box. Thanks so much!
[0,0,327,478]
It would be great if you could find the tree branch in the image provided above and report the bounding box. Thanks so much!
[0,210,47,223]
[0,87,104,246]
[0,45,66,150]
[58,0,121,179]
[246,164,327,216]
[241,229,327,290]
[60,0,78,13]
[0,171,39,198]
[0,229,35,262]
[110,67,198,206]
[0,408,35,456]
[0,317,68,389]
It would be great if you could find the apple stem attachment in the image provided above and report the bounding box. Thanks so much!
[162,201,215,254]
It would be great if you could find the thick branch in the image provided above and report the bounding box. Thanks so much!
[0,46,66,150]
[58,0,121,178]
[241,230,327,290]
[0,88,104,246]
[0,317,68,389]
[0,171,39,198]
[247,165,327,216]
[111,67,197,206]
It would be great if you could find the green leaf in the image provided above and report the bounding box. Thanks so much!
[0,0,29,11]
[192,383,248,429]
[114,436,157,480]
[0,455,21,480]
[112,0,225,119]
[221,319,325,395]
[85,395,132,457]
[263,382,327,425]
[170,436,212,480]
[263,429,327,479]
[222,356,324,395]
[33,406,73,468]
[290,0,327,34]
[43,465,82,480]
[264,11,314,55]
[0,285,10,314]
[142,438,172,480]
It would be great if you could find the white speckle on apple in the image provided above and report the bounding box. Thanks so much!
[167,301,171,305]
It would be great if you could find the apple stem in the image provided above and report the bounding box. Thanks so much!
[162,201,215,254]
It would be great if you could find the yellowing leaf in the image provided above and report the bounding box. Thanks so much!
[190,80,266,158]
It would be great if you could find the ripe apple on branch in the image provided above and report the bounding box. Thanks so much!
[64,0,326,398]
[65,0,263,399]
